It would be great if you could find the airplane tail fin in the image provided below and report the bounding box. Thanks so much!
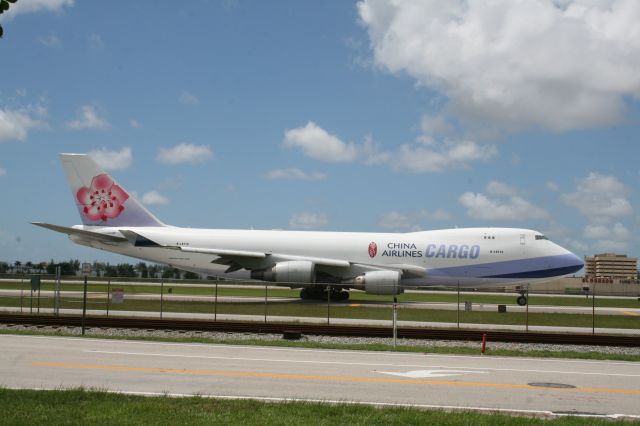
[60,153,165,227]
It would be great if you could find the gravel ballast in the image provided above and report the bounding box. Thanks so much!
[2,323,639,356]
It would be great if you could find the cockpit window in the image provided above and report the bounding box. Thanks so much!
[535,235,548,240]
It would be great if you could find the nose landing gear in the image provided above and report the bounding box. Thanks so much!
[516,293,528,306]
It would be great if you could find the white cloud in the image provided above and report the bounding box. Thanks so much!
[141,190,169,205]
[179,91,200,105]
[378,209,452,231]
[1,0,73,18]
[565,238,589,254]
[285,121,495,172]
[129,118,140,128]
[561,172,632,223]
[265,168,326,181]
[583,222,630,252]
[358,0,640,132]
[585,223,631,240]
[157,143,213,165]
[459,182,549,221]
[88,33,103,49]
[0,166,5,176]
[288,212,328,230]
[39,35,61,48]
[419,114,453,143]
[545,181,560,192]
[378,211,414,231]
[66,105,110,130]
[592,239,630,253]
[284,121,358,162]
[88,147,132,171]
[396,140,496,173]
[486,180,519,197]
[0,106,44,142]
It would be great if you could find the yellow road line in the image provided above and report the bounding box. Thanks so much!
[32,361,640,395]
[623,311,639,316]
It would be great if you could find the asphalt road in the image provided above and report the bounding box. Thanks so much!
[1,334,639,419]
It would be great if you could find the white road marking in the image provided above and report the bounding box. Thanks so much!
[376,369,487,378]
[83,349,640,377]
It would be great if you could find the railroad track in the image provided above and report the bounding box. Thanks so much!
[0,314,638,347]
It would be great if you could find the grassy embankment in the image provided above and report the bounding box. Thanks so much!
[0,388,626,426]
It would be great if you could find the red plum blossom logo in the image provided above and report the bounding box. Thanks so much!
[76,174,129,222]
[368,242,377,258]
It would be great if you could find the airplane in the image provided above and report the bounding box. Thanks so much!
[33,153,584,305]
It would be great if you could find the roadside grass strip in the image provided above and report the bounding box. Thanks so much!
[0,388,629,425]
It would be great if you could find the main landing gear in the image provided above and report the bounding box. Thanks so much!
[300,287,349,301]
[516,293,528,306]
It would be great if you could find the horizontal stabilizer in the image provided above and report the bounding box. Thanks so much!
[31,222,128,243]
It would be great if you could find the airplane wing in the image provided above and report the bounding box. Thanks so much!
[31,222,128,243]
[180,247,351,272]
[384,263,426,278]
[120,229,419,278]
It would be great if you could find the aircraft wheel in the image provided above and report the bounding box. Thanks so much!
[516,295,528,306]
[340,291,349,301]
[300,288,310,300]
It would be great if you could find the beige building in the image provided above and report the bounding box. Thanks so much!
[584,253,638,279]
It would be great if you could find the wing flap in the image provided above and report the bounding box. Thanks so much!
[180,246,267,258]
[386,263,426,278]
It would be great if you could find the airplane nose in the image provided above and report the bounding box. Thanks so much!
[565,252,584,274]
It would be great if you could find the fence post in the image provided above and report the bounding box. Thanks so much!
[106,279,111,317]
[160,278,164,319]
[525,287,529,333]
[81,275,88,336]
[393,296,397,348]
[592,283,596,335]
[214,279,218,322]
[327,284,330,325]
[54,266,61,316]
[456,281,460,329]
[20,274,23,313]
[264,282,268,323]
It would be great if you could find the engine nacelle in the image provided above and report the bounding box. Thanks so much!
[352,270,402,295]
[251,260,315,283]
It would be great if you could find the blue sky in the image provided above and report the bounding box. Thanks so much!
[0,0,638,265]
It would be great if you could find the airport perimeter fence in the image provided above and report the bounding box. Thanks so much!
[0,273,639,335]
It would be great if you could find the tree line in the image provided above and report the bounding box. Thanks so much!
[0,260,201,279]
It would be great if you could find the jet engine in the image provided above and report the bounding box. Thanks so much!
[251,260,315,283]
[352,270,402,295]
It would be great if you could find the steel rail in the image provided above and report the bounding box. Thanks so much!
[0,314,638,347]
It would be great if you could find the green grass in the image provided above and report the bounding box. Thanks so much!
[1,295,639,329]
[0,388,631,425]
[2,280,639,308]
[2,328,640,362]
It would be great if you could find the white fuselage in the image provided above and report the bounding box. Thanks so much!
[70,225,583,289]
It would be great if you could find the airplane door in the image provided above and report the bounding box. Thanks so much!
[520,233,526,255]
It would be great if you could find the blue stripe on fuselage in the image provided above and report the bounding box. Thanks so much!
[425,254,583,279]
